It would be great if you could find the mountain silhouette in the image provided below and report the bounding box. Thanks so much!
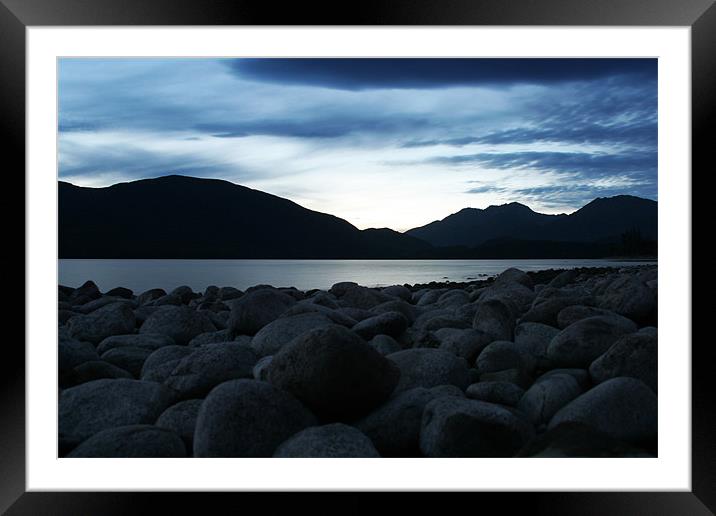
[59,175,657,259]
[406,195,656,247]
[58,175,431,259]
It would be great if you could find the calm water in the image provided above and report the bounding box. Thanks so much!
[58,259,655,293]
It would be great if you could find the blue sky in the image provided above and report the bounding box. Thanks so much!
[58,58,657,231]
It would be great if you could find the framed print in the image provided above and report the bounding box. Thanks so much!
[1,0,713,513]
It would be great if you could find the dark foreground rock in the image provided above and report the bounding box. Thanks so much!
[58,264,657,457]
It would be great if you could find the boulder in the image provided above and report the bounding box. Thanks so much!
[420,397,535,457]
[69,360,133,385]
[97,333,175,355]
[381,285,413,303]
[227,289,296,336]
[267,325,400,420]
[339,285,391,310]
[76,296,134,314]
[104,287,133,299]
[474,341,534,376]
[368,334,402,356]
[598,275,657,324]
[187,329,234,348]
[546,315,638,367]
[100,346,154,378]
[68,280,101,304]
[466,381,525,406]
[193,379,317,457]
[250,312,333,357]
[140,345,194,381]
[59,335,99,378]
[547,269,579,289]
[495,268,533,289]
[163,342,257,399]
[354,386,464,457]
[352,311,409,340]
[252,356,273,381]
[139,305,216,345]
[59,379,177,444]
[387,348,470,394]
[557,305,618,329]
[67,425,186,458]
[589,332,657,392]
[273,423,380,458]
[218,286,243,301]
[155,399,203,450]
[370,300,419,324]
[517,373,583,426]
[170,285,199,304]
[520,296,594,327]
[548,377,657,445]
[516,422,654,457]
[472,299,515,341]
[328,281,358,297]
[514,322,560,367]
[435,328,493,363]
[67,302,136,344]
[137,288,167,306]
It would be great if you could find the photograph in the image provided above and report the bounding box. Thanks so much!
[56,57,659,459]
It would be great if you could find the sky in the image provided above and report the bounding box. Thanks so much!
[58,58,657,232]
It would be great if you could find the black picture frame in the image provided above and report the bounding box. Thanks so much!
[1,0,712,513]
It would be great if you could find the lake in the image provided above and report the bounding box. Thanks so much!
[58,259,656,293]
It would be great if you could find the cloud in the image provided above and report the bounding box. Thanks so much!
[226,58,656,90]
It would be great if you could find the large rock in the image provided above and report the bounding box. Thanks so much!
[137,288,167,306]
[250,312,333,357]
[495,268,534,289]
[267,325,400,420]
[188,329,234,348]
[100,346,154,378]
[66,425,186,457]
[514,322,560,368]
[155,399,203,450]
[472,299,515,341]
[387,348,470,394]
[520,296,594,327]
[59,379,177,444]
[339,285,392,310]
[420,397,535,457]
[67,302,136,344]
[589,332,657,392]
[354,385,464,457]
[227,289,296,336]
[516,422,653,457]
[273,423,380,458]
[68,280,101,304]
[139,305,216,345]
[368,334,402,356]
[516,373,583,426]
[105,286,133,299]
[163,342,257,399]
[69,360,133,385]
[381,285,413,303]
[478,281,535,316]
[598,275,657,324]
[193,379,317,457]
[370,300,419,324]
[556,305,618,330]
[97,333,176,355]
[59,335,99,378]
[140,345,194,381]
[352,311,409,340]
[76,296,134,314]
[546,315,638,367]
[474,341,534,376]
[548,377,657,445]
[466,381,524,406]
[435,328,493,363]
[170,285,199,304]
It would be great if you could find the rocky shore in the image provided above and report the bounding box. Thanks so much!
[58,265,658,458]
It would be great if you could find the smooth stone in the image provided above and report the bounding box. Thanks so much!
[140,345,194,381]
[251,312,333,357]
[517,373,583,426]
[546,315,638,367]
[76,296,134,314]
[227,289,296,336]
[387,348,470,394]
[370,300,419,324]
[556,305,619,330]
[435,328,493,363]
[59,379,177,444]
[97,333,176,355]
[59,335,99,377]
[273,423,380,458]
[517,422,654,457]
[100,346,154,378]
[589,332,657,392]
[538,368,591,390]
[478,281,535,316]
[338,285,392,310]
[474,341,535,376]
[598,275,657,324]
[465,381,525,406]
[354,386,464,457]
[520,296,594,328]
[514,322,560,368]
[420,397,535,457]
[252,355,273,381]
[495,268,534,289]
[139,305,216,345]
[546,269,579,289]
[67,425,186,457]
[219,286,243,301]
[352,311,409,340]
[369,334,402,356]
[137,288,167,306]
[68,280,101,304]
[163,342,257,399]
[479,368,533,389]
[328,281,359,297]
[69,360,133,385]
[170,285,199,304]
[188,328,234,347]
[67,302,136,344]
[268,325,400,420]
[472,299,515,341]
[381,285,413,303]
[155,399,203,450]
[105,286,133,299]
[193,379,317,457]
[548,377,657,445]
